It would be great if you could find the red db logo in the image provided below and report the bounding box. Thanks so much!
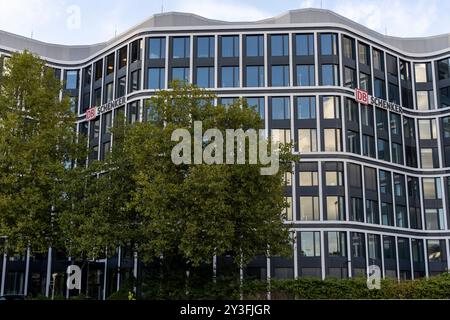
[355,88,369,105]
[85,107,98,121]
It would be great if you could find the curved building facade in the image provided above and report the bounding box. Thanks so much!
[1,8,450,298]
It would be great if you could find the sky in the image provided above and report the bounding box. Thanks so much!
[0,0,448,45]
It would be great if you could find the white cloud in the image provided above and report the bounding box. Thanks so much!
[171,0,270,21]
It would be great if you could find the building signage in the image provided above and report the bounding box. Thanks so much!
[355,88,403,114]
[85,96,127,121]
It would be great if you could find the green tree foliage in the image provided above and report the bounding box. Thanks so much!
[126,82,297,267]
[0,51,86,254]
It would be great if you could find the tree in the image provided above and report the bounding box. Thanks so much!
[126,83,297,268]
[0,51,85,254]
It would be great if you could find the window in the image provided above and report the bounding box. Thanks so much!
[361,105,373,127]
[359,72,371,92]
[412,239,424,263]
[299,129,317,152]
[221,66,239,87]
[351,233,365,258]
[350,197,364,222]
[368,234,381,260]
[377,138,390,162]
[425,209,445,230]
[246,66,264,87]
[366,200,379,224]
[296,65,315,86]
[149,37,166,59]
[423,178,442,200]
[348,164,362,188]
[345,98,358,123]
[388,83,400,104]
[220,98,237,106]
[365,167,377,191]
[95,60,103,81]
[326,196,345,221]
[246,35,264,57]
[362,135,376,158]
[271,35,289,57]
[441,87,450,108]
[379,170,391,195]
[443,117,450,138]
[271,129,291,144]
[394,174,405,197]
[320,34,337,55]
[284,197,293,221]
[373,49,384,71]
[300,232,321,257]
[65,70,78,90]
[68,96,77,113]
[376,108,388,131]
[383,237,396,260]
[392,143,403,165]
[322,96,341,119]
[299,196,320,221]
[295,34,314,56]
[297,96,316,119]
[374,78,386,99]
[324,129,342,152]
[118,46,127,69]
[396,205,408,228]
[390,113,401,136]
[105,82,113,103]
[102,112,112,134]
[415,63,429,83]
[117,76,126,98]
[106,53,115,75]
[130,70,140,92]
[173,37,190,59]
[428,240,445,262]
[386,54,398,76]
[197,36,214,58]
[328,232,347,257]
[299,171,318,186]
[344,67,356,88]
[416,91,434,110]
[271,97,290,120]
[221,36,239,58]
[321,64,338,86]
[130,39,141,63]
[404,116,415,139]
[326,171,343,186]
[358,43,370,65]
[94,88,101,107]
[421,148,434,168]
[83,66,91,87]
[438,58,450,80]
[246,97,265,120]
[271,65,289,87]
[418,119,437,140]
[148,68,165,89]
[343,36,355,60]
[381,202,394,226]
[400,60,411,81]
[196,67,214,88]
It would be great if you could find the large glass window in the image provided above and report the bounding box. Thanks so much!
[271,65,289,87]
[271,97,290,120]
[321,64,339,86]
[387,54,398,76]
[358,43,370,65]
[366,200,379,224]
[324,129,342,152]
[296,34,314,56]
[196,67,214,88]
[326,171,343,186]
[65,70,78,90]
[381,202,394,226]
[390,113,402,136]
[300,232,321,257]
[361,105,373,127]
[343,36,355,60]
[299,171,318,186]
[246,97,265,120]
[373,49,384,71]
[328,232,347,257]
[362,135,376,158]
[322,96,341,119]
[299,196,320,221]
[416,91,434,110]
[297,96,316,120]
[271,129,291,144]
[347,130,360,154]
[326,196,345,221]
[296,65,315,86]
[379,170,392,195]
[344,67,356,89]
[246,35,264,57]
[246,66,264,87]
[396,205,408,228]
[271,35,289,57]
[438,58,450,80]
[130,39,141,63]
[105,82,113,103]
[222,36,239,58]
[359,72,371,92]
[130,69,141,92]
[173,37,190,59]
[148,68,165,89]
[350,197,364,222]
[421,148,435,168]
[221,66,239,87]
[117,76,126,98]
[415,63,429,83]
[345,98,359,123]
[105,54,114,75]
[383,236,396,260]
[94,60,103,81]
[197,36,214,58]
[428,240,445,261]
[149,37,166,59]
[374,78,386,99]
[320,34,338,55]
[418,119,437,140]
[172,67,189,83]
[425,209,445,230]
[423,178,442,200]
[377,138,390,162]
[299,129,318,152]
[118,46,127,69]
[368,234,381,260]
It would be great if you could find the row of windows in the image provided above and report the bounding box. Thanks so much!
[282,161,448,231]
